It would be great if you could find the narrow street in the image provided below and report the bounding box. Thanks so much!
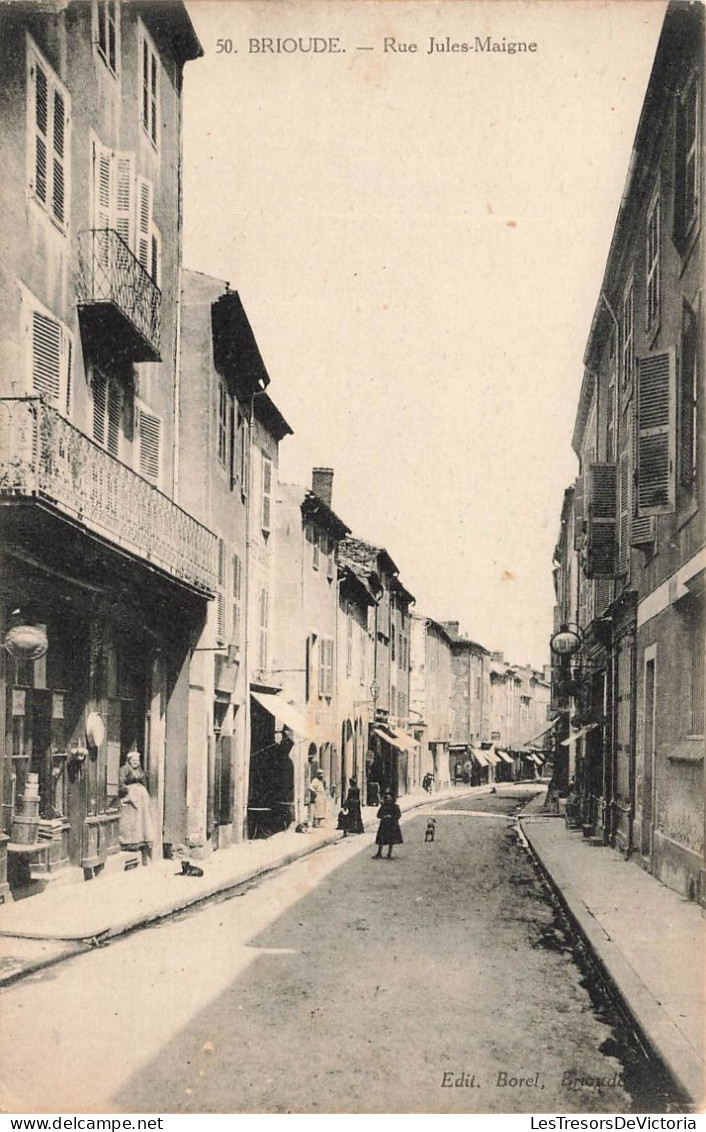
[0,787,678,1115]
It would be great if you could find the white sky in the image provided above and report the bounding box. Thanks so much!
[181,0,666,669]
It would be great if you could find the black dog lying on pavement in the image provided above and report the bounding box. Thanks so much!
[177,860,204,877]
[424,818,436,843]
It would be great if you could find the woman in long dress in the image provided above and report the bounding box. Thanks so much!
[342,777,364,834]
[373,791,403,859]
[119,749,155,866]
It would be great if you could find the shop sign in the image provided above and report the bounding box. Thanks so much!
[550,628,581,656]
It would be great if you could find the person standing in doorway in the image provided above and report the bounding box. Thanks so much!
[310,767,327,828]
[119,748,155,866]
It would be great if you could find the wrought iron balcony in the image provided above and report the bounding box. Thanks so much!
[0,398,218,596]
[77,229,161,362]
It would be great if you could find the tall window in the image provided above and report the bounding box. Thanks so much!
[217,378,229,468]
[312,526,320,570]
[258,588,269,670]
[646,192,661,331]
[27,39,70,231]
[136,175,160,285]
[346,609,353,677]
[92,367,123,459]
[318,638,333,698]
[621,277,634,390]
[679,302,698,490]
[139,22,159,148]
[676,70,700,240]
[94,1,120,76]
[232,554,242,640]
[217,540,226,644]
[261,456,272,533]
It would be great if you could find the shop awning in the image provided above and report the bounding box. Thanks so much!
[527,753,544,766]
[251,691,307,737]
[387,725,419,752]
[372,726,405,752]
[484,748,501,765]
[470,746,490,767]
[523,717,560,748]
[559,723,599,747]
[495,749,514,764]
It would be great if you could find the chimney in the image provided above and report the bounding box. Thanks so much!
[441,621,460,639]
[312,467,333,508]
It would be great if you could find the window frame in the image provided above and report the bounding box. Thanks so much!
[217,377,229,469]
[676,69,701,244]
[645,188,661,334]
[26,35,71,234]
[91,364,124,461]
[93,0,120,79]
[621,274,635,393]
[137,19,160,151]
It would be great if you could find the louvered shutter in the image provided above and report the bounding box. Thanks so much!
[136,405,160,481]
[585,463,617,578]
[258,588,269,670]
[636,350,676,516]
[232,554,241,639]
[573,475,585,549]
[106,379,122,457]
[216,539,226,643]
[92,370,107,445]
[31,311,62,403]
[114,152,134,247]
[33,63,49,204]
[94,142,112,229]
[136,177,152,271]
[150,226,161,287]
[51,89,67,224]
[617,453,630,575]
[262,456,272,532]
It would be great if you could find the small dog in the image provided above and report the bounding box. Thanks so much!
[178,860,204,877]
[424,818,436,843]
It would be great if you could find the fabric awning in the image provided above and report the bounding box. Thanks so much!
[251,691,307,737]
[559,723,599,747]
[495,749,514,764]
[484,749,501,765]
[387,725,419,752]
[523,717,560,748]
[470,746,490,767]
[372,726,406,752]
[527,753,544,766]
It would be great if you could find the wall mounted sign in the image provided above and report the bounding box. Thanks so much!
[550,628,581,657]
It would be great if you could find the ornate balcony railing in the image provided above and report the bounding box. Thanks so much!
[0,398,218,596]
[77,229,162,362]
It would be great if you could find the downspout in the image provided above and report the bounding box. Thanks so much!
[601,289,621,844]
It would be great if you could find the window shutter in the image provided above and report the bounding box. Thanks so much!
[573,475,585,549]
[680,303,698,488]
[232,554,241,639]
[636,349,676,515]
[261,456,272,532]
[94,141,112,229]
[150,226,161,287]
[114,152,134,247]
[136,176,152,271]
[617,453,630,575]
[106,379,121,457]
[92,369,107,445]
[585,463,617,578]
[258,588,269,670]
[216,539,226,643]
[136,405,160,481]
[631,515,655,546]
[34,63,49,204]
[31,311,62,403]
[51,89,67,224]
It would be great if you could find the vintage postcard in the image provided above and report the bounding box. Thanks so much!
[0,0,703,1120]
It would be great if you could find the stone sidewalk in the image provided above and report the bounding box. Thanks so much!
[519,792,705,1111]
[0,784,487,987]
